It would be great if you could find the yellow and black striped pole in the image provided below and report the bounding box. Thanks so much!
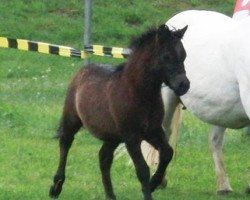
[0,37,86,59]
[84,45,131,59]
[0,37,131,59]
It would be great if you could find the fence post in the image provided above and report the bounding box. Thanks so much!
[84,0,92,65]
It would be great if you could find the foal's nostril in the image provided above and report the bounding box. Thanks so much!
[167,74,190,96]
[181,80,190,90]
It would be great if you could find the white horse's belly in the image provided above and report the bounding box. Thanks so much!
[181,60,249,129]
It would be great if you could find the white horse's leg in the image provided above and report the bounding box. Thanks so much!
[247,125,250,135]
[209,126,233,194]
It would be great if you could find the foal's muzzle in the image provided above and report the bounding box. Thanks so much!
[169,74,190,96]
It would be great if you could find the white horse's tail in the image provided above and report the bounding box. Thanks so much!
[168,103,183,151]
[141,102,183,168]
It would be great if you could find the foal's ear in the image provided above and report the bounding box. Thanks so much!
[157,24,171,38]
[173,25,188,39]
[158,24,169,32]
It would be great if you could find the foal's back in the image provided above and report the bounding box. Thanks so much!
[69,64,124,140]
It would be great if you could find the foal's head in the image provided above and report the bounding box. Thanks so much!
[157,24,190,96]
[130,24,190,96]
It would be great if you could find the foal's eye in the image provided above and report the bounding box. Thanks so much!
[161,54,170,61]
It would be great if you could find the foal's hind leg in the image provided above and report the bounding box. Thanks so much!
[49,115,82,198]
[99,141,120,200]
[125,137,152,200]
[145,128,173,192]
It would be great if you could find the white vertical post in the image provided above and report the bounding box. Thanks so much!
[84,0,92,65]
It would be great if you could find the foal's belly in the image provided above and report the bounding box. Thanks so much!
[76,84,122,141]
[181,64,249,129]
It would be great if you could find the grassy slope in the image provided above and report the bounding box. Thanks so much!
[1,0,250,199]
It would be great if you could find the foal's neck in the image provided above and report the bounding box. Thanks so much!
[123,52,162,98]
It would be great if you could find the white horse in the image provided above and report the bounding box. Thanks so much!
[142,10,250,194]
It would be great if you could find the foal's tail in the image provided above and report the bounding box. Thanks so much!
[141,103,183,168]
[53,124,62,139]
[53,68,85,139]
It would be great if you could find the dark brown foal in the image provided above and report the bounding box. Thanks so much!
[49,24,189,200]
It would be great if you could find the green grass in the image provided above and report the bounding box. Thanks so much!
[1,0,249,199]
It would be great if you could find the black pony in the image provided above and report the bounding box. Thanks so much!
[49,24,189,200]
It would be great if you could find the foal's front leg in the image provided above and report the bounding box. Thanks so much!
[146,128,173,192]
[125,137,152,200]
[99,141,120,200]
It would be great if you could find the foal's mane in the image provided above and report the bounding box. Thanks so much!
[129,27,158,50]
[114,62,126,73]
[128,25,183,53]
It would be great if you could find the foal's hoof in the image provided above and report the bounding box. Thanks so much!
[157,178,168,189]
[246,186,250,194]
[150,176,165,192]
[105,194,117,200]
[49,180,64,198]
[217,189,232,196]
[105,196,117,200]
